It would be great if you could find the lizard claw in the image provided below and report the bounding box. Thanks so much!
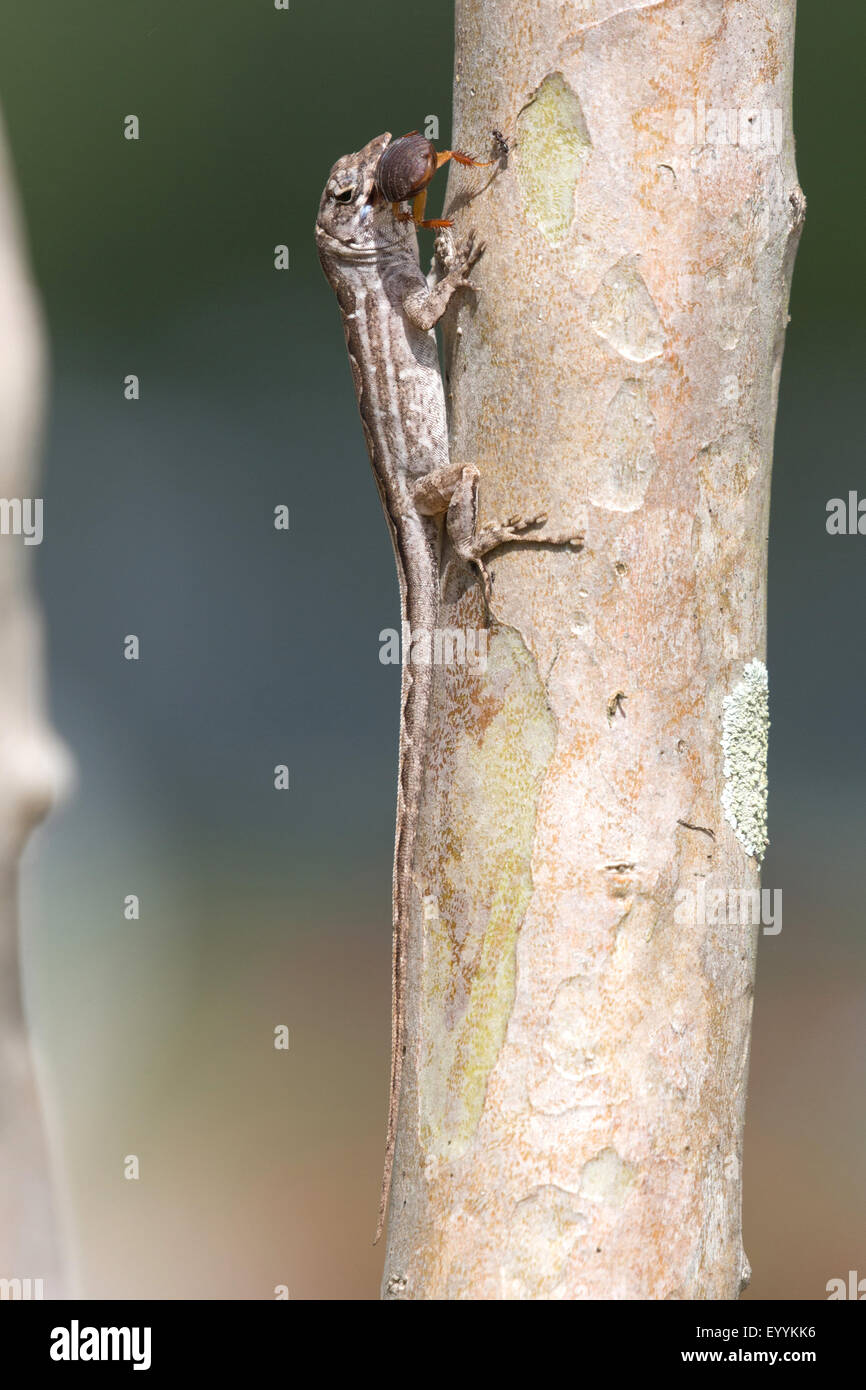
[506,512,547,533]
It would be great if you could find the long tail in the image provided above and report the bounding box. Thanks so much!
[375,552,437,1243]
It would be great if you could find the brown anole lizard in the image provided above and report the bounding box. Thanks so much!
[315,131,583,1243]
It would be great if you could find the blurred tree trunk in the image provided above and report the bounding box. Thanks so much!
[381,0,803,1299]
[0,108,69,1296]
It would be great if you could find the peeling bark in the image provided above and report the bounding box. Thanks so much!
[382,0,802,1300]
[0,108,69,1295]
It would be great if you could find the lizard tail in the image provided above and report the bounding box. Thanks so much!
[375,560,436,1245]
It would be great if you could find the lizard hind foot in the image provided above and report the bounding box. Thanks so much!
[474,512,549,556]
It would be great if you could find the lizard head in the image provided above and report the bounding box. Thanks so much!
[316,132,411,260]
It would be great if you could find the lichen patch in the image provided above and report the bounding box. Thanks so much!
[720,659,769,862]
[516,73,591,246]
[418,625,556,1158]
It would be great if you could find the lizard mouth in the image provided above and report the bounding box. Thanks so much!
[315,183,408,257]
[315,221,404,259]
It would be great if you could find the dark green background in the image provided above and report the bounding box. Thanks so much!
[0,2,862,1298]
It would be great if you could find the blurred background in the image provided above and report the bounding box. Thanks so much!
[0,1,861,1299]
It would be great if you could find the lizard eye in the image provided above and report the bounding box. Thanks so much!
[333,186,355,204]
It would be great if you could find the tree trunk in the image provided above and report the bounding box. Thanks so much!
[0,107,69,1296]
[382,0,803,1300]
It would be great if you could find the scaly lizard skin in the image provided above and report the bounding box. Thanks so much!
[316,132,582,1242]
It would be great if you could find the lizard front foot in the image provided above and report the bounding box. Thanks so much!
[409,231,485,330]
[474,512,584,555]
[435,228,485,284]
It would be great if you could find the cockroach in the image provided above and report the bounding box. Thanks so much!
[375,130,492,229]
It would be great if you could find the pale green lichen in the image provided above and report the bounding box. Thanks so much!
[516,73,591,245]
[419,627,555,1158]
[720,659,769,862]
